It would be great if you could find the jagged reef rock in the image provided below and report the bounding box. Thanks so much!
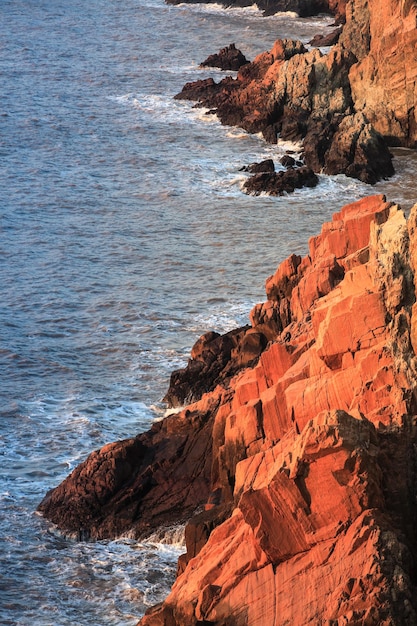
[238,159,318,195]
[39,194,417,624]
[175,37,394,184]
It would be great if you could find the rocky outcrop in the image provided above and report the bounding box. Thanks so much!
[174,0,417,184]
[39,194,417,624]
[238,158,318,195]
[38,403,218,540]
[243,164,318,195]
[176,37,394,184]
[200,44,249,71]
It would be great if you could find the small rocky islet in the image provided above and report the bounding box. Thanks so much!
[39,1,417,624]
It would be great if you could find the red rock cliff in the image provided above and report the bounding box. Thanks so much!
[39,194,417,624]
[138,194,417,625]
[342,0,417,146]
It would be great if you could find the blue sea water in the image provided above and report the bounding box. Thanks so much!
[1,0,417,623]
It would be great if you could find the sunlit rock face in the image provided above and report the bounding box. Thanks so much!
[138,194,417,625]
[39,194,417,624]
[342,0,417,147]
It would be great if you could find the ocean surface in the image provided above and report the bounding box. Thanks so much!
[1,0,417,624]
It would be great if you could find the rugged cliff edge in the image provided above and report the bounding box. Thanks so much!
[175,0,417,186]
[39,194,417,624]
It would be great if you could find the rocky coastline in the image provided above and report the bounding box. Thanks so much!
[175,0,417,191]
[38,0,417,624]
[40,193,417,624]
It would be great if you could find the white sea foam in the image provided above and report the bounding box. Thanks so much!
[177,2,262,17]
[272,10,298,18]
[163,406,184,418]
[144,524,186,547]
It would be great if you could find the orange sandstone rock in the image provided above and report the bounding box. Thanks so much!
[38,193,417,624]
[139,194,417,625]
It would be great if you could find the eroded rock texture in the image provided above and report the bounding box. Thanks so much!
[137,194,417,625]
[341,0,417,146]
[39,194,417,624]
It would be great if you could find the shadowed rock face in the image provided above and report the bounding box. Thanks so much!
[39,194,417,624]
[38,405,218,540]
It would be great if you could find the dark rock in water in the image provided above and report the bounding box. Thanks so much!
[309,26,342,47]
[240,158,275,173]
[174,77,228,103]
[244,166,318,196]
[200,44,249,71]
